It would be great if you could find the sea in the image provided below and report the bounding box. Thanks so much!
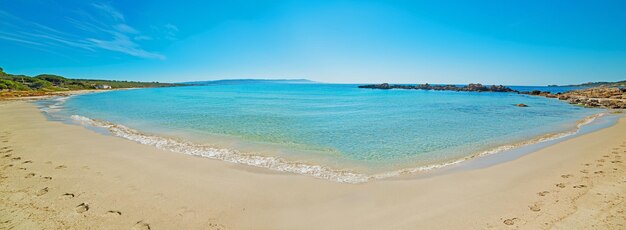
[37,82,610,183]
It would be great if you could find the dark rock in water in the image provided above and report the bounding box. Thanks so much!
[466,83,488,92]
[359,83,391,89]
[545,94,557,98]
[516,103,528,107]
[358,83,517,93]
[489,85,514,92]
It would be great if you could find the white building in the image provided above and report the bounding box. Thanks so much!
[95,84,112,89]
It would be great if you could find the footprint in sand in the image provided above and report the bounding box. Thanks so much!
[22,160,32,164]
[3,164,13,169]
[55,165,67,169]
[208,223,226,230]
[597,159,606,163]
[36,187,49,196]
[573,185,587,189]
[42,176,52,180]
[529,203,541,212]
[537,191,550,197]
[61,193,75,199]
[561,174,574,178]
[2,153,11,158]
[106,210,122,216]
[503,218,519,226]
[594,171,604,174]
[132,220,151,230]
[556,183,566,188]
[580,169,589,174]
[11,157,21,161]
[75,203,89,213]
[611,160,622,163]
[25,173,36,178]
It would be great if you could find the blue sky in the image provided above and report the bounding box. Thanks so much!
[1,0,625,85]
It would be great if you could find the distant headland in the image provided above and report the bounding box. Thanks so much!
[183,79,315,85]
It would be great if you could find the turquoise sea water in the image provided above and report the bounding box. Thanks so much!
[41,83,603,182]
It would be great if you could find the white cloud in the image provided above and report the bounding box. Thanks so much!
[88,33,166,60]
[164,23,179,32]
[0,3,166,60]
[92,3,125,22]
[114,24,139,34]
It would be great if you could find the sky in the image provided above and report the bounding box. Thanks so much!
[0,0,625,85]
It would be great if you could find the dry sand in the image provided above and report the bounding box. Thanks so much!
[0,101,624,229]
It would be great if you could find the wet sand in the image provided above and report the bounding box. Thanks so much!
[0,101,625,229]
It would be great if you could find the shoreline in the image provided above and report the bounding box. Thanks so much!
[1,100,625,229]
[0,88,136,101]
[40,92,615,183]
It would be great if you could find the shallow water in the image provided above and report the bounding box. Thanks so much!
[39,83,603,182]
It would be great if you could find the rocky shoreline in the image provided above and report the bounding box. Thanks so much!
[534,87,626,109]
[358,83,626,109]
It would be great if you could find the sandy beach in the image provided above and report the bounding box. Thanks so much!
[0,100,625,229]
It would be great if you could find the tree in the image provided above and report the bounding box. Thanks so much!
[35,74,67,86]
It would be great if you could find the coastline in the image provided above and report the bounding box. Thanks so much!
[1,100,625,229]
[0,88,138,101]
[45,92,612,183]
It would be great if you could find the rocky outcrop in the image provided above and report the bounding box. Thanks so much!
[358,83,517,93]
[358,83,626,109]
[551,87,626,109]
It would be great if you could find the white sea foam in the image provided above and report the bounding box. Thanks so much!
[39,95,74,113]
[67,112,606,183]
[70,115,370,183]
[370,112,606,180]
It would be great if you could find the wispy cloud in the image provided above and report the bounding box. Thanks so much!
[0,2,169,60]
[151,23,180,40]
[92,2,125,22]
[88,32,165,60]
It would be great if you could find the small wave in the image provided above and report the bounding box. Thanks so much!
[67,112,606,184]
[70,115,370,183]
[39,95,74,114]
[370,112,606,180]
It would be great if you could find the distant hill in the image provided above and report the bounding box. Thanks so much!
[564,80,626,88]
[0,67,180,91]
[183,79,315,85]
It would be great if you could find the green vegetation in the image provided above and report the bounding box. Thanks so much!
[0,67,180,91]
